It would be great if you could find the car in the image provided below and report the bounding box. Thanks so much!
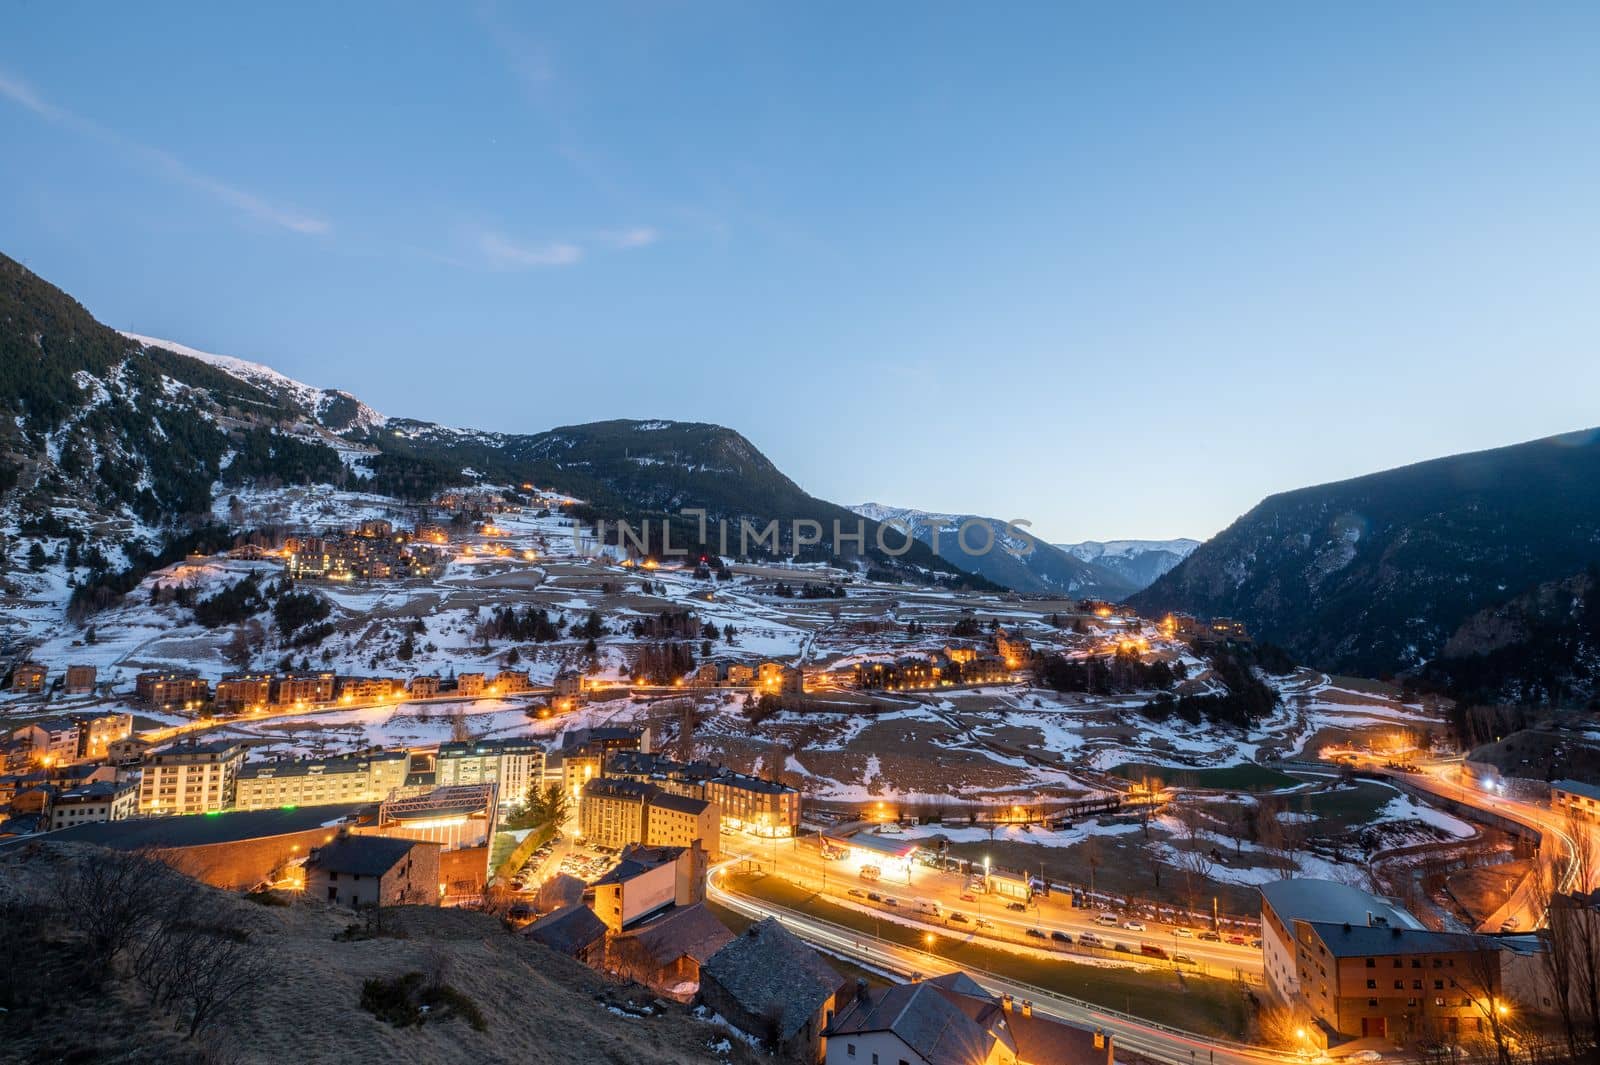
[960,893,978,903]
[1094,914,1119,926]
[848,889,865,898]
[1121,920,1147,931]
[1113,942,1132,953]
[1198,931,1221,942]
[867,892,882,902]
[1173,953,1196,965]
[1006,901,1027,912]
[949,912,971,924]
[1051,930,1072,944]
[883,897,899,907]
[1078,932,1102,947]
[1226,935,1247,945]
[1249,937,1262,949]
[976,918,995,930]
[1026,928,1047,939]
[1140,943,1169,959]
[1171,928,1194,938]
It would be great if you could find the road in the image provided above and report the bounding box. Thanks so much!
[708,861,1291,1065]
[750,832,1263,979]
[1335,751,1590,932]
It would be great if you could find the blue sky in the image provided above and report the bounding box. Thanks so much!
[3,3,1598,543]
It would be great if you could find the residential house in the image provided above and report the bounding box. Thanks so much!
[824,971,1114,1065]
[62,664,96,695]
[9,662,47,693]
[606,902,732,1000]
[214,673,274,711]
[408,674,441,699]
[304,834,441,908]
[700,917,847,1063]
[524,903,608,966]
[589,842,708,933]
[48,779,138,830]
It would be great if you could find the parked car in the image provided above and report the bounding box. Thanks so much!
[883,897,899,907]
[1113,942,1132,953]
[1051,930,1073,944]
[961,893,978,903]
[1140,943,1169,959]
[848,889,865,898]
[976,918,995,930]
[867,892,882,902]
[1226,935,1247,945]
[1094,914,1119,926]
[1026,928,1047,939]
[950,912,971,924]
[1173,953,1196,965]
[1006,901,1027,912]
[1121,920,1147,931]
[1079,932,1102,947]
[1171,928,1194,938]
[1198,931,1221,942]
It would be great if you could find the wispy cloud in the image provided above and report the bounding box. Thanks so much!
[478,231,583,268]
[599,226,660,250]
[0,68,329,236]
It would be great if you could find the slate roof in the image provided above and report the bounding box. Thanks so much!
[306,834,423,877]
[702,918,843,1041]
[1304,921,1499,959]
[1554,779,1600,803]
[524,903,608,957]
[614,902,733,966]
[4,804,367,850]
[826,983,994,1065]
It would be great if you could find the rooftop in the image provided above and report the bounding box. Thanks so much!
[307,834,427,877]
[702,918,843,1041]
[14,804,367,850]
[1554,779,1600,803]
[1304,921,1500,959]
[523,903,608,956]
[612,902,733,967]
[1259,879,1424,931]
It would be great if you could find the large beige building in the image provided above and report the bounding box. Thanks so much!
[579,777,719,856]
[233,750,409,810]
[607,751,800,837]
[138,738,248,814]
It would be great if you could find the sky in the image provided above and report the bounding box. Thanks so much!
[3,3,1598,544]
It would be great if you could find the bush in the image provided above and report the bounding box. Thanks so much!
[360,972,486,1031]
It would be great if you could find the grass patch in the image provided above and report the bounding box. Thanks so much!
[1111,762,1297,792]
[360,972,487,1032]
[727,873,1251,1039]
[1300,781,1395,825]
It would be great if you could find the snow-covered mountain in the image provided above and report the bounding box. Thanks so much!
[1056,538,1199,593]
[851,503,1137,599]
[121,332,388,436]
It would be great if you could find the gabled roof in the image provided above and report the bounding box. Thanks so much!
[612,902,733,966]
[1554,779,1600,803]
[826,983,995,1065]
[524,903,608,957]
[702,918,843,1040]
[306,834,423,877]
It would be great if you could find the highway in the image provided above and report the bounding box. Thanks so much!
[752,832,1263,978]
[708,861,1290,1065]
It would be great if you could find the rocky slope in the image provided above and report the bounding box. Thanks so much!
[1131,429,1600,677]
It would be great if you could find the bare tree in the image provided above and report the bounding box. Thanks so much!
[53,847,171,969]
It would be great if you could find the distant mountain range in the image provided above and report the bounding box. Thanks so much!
[849,504,1194,599]
[0,252,996,617]
[1056,538,1199,592]
[1132,429,1600,682]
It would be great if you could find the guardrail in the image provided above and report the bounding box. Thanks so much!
[709,871,1274,1063]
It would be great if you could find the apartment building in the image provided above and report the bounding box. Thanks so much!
[607,751,800,837]
[579,777,720,856]
[49,779,138,830]
[214,672,273,710]
[435,738,543,807]
[136,670,209,709]
[272,671,337,706]
[138,738,248,814]
[233,750,408,810]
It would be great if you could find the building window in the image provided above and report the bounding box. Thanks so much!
[1365,958,1376,968]
[846,1045,855,1058]
[1366,980,1377,989]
